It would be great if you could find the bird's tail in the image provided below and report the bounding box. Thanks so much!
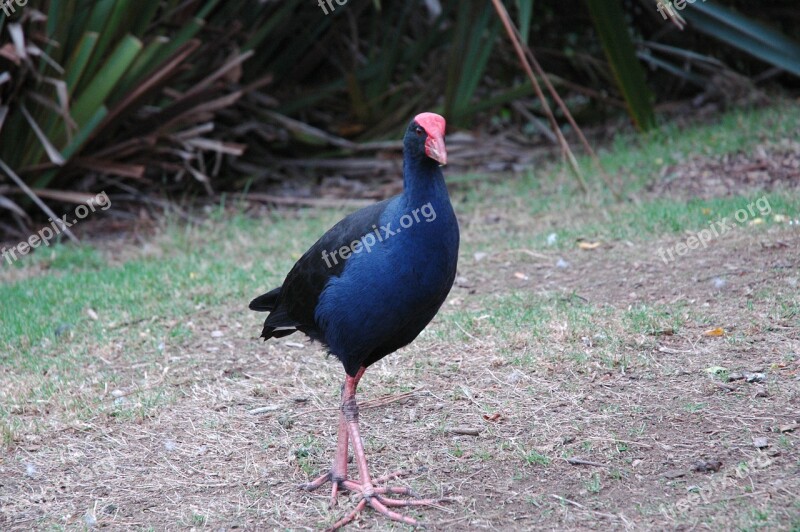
[249,287,282,311]
[249,287,299,340]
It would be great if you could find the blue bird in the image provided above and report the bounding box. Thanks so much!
[250,113,459,528]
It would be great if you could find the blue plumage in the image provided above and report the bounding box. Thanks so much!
[250,113,459,376]
[316,164,459,374]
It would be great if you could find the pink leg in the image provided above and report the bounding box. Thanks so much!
[305,367,447,530]
[328,408,349,506]
[302,367,365,506]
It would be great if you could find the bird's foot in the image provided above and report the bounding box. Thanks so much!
[300,470,334,492]
[326,479,445,531]
[303,470,447,530]
[301,471,347,508]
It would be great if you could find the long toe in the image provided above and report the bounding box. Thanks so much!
[301,471,332,491]
[368,496,422,526]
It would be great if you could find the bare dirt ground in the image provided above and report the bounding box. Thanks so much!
[2,158,799,530]
[649,140,800,200]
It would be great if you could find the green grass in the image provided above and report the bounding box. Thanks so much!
[523,449,551,466]
[4,102,799,361]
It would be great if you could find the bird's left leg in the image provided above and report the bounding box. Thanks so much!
[301,367,366,507]
[334,367,441,528]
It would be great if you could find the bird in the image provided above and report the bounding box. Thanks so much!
[249,112,459,529]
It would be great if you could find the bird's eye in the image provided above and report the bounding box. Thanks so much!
[415,127,424,137]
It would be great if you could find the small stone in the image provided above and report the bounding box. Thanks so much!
[711,277,727,289]
[745,372,765,383]
[728,372,744,382]
[753,437,769,449]
[83,513,97,527]
[54,323,72,337]
[692,459,722,473]
[662,469,686,479]
[473,252,488,262]
[506,369,525,383]
[211,330,224,338]
[547,233,558,246]
[556,258,570,269]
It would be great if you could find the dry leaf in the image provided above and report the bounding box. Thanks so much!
[483,413,504,422]
[513,272,529,280]
[578,241,601,250]
[703,327,725,337]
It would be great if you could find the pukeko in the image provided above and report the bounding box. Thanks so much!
[249,112,459,528]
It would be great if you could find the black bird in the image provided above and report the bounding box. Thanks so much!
[250,113,459,528]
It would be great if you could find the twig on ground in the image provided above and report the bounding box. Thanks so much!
[565,457,607,468]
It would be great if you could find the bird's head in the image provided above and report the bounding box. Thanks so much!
[404,112,447,166]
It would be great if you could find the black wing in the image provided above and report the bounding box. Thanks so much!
[250,198,392,341]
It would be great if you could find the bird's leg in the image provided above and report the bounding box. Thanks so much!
[332,368,441,529]
[301,367,365,507]
[327,407,349,506]
[305,367,444,530]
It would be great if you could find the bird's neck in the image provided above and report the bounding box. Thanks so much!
[402,155,449,205]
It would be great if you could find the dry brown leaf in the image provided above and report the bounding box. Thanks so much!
[578,241,601,250]
[703,327,725,337]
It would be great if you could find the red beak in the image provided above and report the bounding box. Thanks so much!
[425,135,447,166]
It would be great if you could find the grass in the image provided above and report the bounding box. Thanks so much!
[1,102,799,530]
[3,102,799,358]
